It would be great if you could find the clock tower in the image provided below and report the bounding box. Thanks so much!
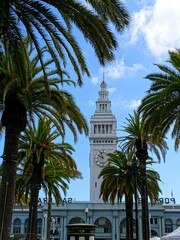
[89,81,117,203]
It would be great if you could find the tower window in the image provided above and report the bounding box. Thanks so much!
[94,125,97,134]
[95,182,97,188]
[106,124,108,133]
[100,104,102,111]
[98,125,101,133]
[105,104,107,111]
[102,125,105,133]
[110,124,112,133]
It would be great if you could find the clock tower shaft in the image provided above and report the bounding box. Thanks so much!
[89,81,117,203]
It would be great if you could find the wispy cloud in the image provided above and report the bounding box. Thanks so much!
[124,99,141,109]
[112,96,141,110]
[108,87,116,93]
[88,100,94,106]
[104,58,144,80]
[91,76,99,84]
[130,0,180,58]
[90,57,144,84]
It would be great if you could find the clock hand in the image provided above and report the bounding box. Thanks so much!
[98,152,104,158]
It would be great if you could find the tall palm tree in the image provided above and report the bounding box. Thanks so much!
[43,160,82,240]
[139,49,180,151]
[0,0,130,85]
[16,118,81,240]
[15,160,70,239]
[0,42,88,239]
[99,150,162,240]
[118,111,168,240]
[99,150,135,240]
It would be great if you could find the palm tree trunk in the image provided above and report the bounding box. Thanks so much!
[47,189,53,240]
[125,194,133,240]
[27,152,44,240]
[139,155,149,240]
[27,164,42,240]
[0,126,21,240]
[136,141,149,240]
[27,183,40,240]
[140,163,149,240]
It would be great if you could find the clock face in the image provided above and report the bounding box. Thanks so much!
[95,150,108,167]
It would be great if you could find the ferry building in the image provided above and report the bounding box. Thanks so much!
[11,82,180,240]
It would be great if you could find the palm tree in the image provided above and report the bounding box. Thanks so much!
[118,111,168,240]
[15,160,70,239]
[99,150,162,240]
[139,49,180,151]
[0,42,88,239]
[0,0,130,85]
[16,118,81,240]
[99,150,135,240]
[43,160,82,240]
[15,157,82,240]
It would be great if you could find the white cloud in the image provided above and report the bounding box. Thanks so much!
[104,58,144,79]
[91,58,143,84]
[124,99,141,109]
[130,0,180,58]
[88,100,94,106]
[91,76,99,84]
[108,87,116,93]
[111,96,141,111]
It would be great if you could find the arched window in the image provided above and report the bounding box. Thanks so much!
[151,230,158,237]
[120,218,136,236]
[50,227,60,239]
[94,217,112,234]
[120,218,126,234]
[13,218,21,234]
[37,218,42,234]
[165,219,173,233]
[24,219,28,233]
[176,219,180,228]
[69,217,85,224]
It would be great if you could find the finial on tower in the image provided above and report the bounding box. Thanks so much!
[100,71,107,89]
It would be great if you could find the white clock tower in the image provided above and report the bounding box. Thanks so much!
[89,81,117,203]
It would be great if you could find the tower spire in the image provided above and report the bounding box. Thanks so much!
[103,70,105,82]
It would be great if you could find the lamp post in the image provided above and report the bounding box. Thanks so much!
[43,214,47,240]
[133,157,139,240]
[85,208,89,223]
[58,227,61,240]
[51,217,56,240]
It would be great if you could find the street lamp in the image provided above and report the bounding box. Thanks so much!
[42,214,47,240]
[58,227,61,240]
[51,218,56,240]
[85,208,89,223]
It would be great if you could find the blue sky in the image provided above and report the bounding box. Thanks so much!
[63,0,180,204]
[1,0,180,204]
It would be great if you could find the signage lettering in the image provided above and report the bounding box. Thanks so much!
[150,197,176,205]
[38,197,75,205]
[157,198,176,204]
[137,197,176,205]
